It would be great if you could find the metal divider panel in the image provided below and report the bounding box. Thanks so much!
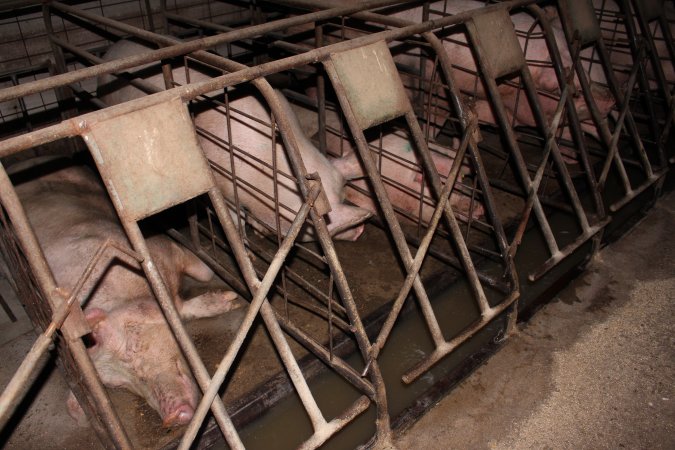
[83,97,214,221]
[469,8,526,79]
[639,0,663,21]
[329,40,410,130]
[559,0,601,46]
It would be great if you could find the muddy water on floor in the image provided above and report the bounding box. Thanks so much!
[236,274,506,450]
[232,188,611,450]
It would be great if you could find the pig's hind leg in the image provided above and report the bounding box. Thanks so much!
[179,290,242,320]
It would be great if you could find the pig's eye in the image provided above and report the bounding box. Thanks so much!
[83,332,98,349]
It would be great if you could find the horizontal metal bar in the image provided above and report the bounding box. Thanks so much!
[608,170,666,213]
[402,290,519,384]
[297,395,371,450]
[528,217,610,282]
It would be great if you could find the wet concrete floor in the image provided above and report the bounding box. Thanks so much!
[392,190,675,449]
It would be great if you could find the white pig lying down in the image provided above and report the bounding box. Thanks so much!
[97,39,371,242]
[306,105,486,226]
[13,159,241,428]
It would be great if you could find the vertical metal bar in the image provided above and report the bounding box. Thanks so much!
[315,23,327,154]
[519,69,591,233]
[463,30,560,256]
[403,109,491,312]
[363,121,475,372]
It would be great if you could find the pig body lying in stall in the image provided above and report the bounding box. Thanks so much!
[13,160,240,427]
[546,0,675,90]
[98,40,371,242]
[293,1,616,226]
[327,125,484,226]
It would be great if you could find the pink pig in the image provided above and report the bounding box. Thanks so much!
[13,160,240,427]
[98,40,371,242]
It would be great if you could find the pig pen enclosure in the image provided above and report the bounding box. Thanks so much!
[0,0,672,449]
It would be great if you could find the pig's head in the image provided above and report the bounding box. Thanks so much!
[573,82,615,122]
[85,301,199,427]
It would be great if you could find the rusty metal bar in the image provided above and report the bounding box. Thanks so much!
[597,54,644,188]
[507,83,570,257]
[324,56,448,352]
[362,119,475,375]
[80,174,245,448]
[89,9,392,440]
[0,0,413,104]
[556,2,667,213]
[402,290,519,383]
[178,183,321,449]
[294,0,518,284]
[0,239,141,431]
[0,0,538,106]
[528,4,606,238]
[0,164,132,448]
[629,0,674,145]
[27,6,398,441]
[464,23,560,258]
[0,2,542,158]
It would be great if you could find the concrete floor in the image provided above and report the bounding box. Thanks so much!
[393,190,675,449]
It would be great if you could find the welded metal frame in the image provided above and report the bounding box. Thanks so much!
[0,1,441,448]
[270,0,615,283]
[556,0,668,213]
[622,0,675,162]
[461,4,610,281]
[6,0,667,447]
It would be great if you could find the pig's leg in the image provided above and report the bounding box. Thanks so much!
[66,391,89,427]
[178,244,214,283]
[178,290,242,320]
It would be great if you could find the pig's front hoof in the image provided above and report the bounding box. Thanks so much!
[66,391,90,427]
[162,403,195,428]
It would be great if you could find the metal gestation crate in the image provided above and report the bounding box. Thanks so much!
[269,0,614,280]
[0,0,671,449]
[582,0,675,164]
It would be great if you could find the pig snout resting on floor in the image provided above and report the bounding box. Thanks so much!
[98,40,371,242]
[14,161,240,428]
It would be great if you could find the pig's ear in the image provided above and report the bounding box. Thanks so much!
[84,308,107,350]
[85,307,107,328]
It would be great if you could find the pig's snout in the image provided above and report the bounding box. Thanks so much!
[334,222,366,242]
[153,364,199,428]
[162,403,195,428]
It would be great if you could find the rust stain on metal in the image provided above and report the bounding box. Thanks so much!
[329,40,409,130]
[84,97,214,221]
[470,8,526,79]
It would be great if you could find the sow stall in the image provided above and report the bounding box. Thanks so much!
[0,0,671,449]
